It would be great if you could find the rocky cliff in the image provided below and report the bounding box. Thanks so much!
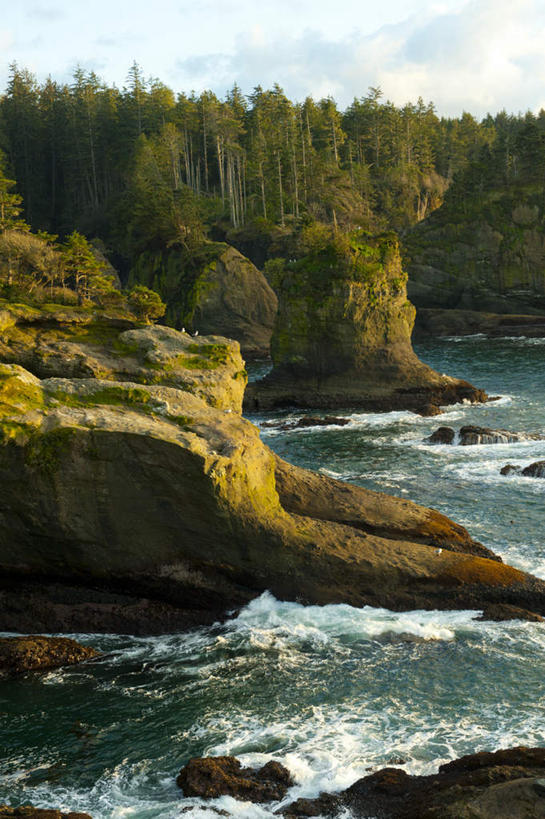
[0,307,544,633]
[129,243,277,357]
[247,232,486,412]
[405,183,545,315]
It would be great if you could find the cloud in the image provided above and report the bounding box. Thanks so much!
[26,5,66,22]
[174,0,545,116]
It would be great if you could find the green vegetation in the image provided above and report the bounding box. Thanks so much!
[0,63,544,318]
[127,285,166,323]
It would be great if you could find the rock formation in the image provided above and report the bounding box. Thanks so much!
[1,304,545,632]
[246,233,486,412]
[501,461,545,478]
[129,243,277,357]
[405,185,545,315]
[414,308,545,339]
[426,426,542,446]
[283,746,545,819]
[0,636,98,675]
[177,756,293,801]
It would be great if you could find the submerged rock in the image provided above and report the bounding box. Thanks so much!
[283,746,545,818]
[0,636,98,675]
[459,426,540,445]
[428,426,543,446]
[500,464,521,476]
[426,426,455,444]
[177,756,293,802]
[262,415,350,431]
[246,233,486,412]
[522,461,545,478]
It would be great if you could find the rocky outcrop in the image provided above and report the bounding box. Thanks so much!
[426,426,542,446]
[262,415,350,431]
[0,301,246,412]
[0,636,98,676]
[283,746,545,818]
[177,756,293,801]
[0,808,91,818]
[405,184,545,315]
[501,461,545,478]
[246,233,486,412]
[129,243,277,357]
[426,427,456,444]
[1,308,545,632]
[414,309,545,339]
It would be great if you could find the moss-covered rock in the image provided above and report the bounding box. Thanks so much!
[247,232,485,411]
[0,302,246,412]
[405,183,545,314]
[129,242,277,357]
[0,364,544,631]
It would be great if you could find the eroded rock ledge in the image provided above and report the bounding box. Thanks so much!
[0,308,543,632]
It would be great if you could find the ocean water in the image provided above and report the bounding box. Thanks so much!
[2,336,545,817]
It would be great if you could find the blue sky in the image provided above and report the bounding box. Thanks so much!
[2,0,544,117]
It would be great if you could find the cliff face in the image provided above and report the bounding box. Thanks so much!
[0,309,543,633]
[405,184,545,314]
[247,233,485,411]
[129,243,277,357]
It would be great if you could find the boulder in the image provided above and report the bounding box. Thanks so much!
[129,243,278,357]
[191,245,278,358]
[426,427,455,444]
[522,461,545,478]
[246,233,487,412]
[500,464,521,476]
[0,635,98,675]
[284,746,545,818]
[177,756,293,801]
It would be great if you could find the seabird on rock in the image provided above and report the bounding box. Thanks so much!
[193,330,199,336]
[436,548,443,555]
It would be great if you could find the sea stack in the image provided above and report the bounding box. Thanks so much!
[245,232,486,412]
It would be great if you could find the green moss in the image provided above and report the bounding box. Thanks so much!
[26,427,76,473]
[0,366,44,418]
[48,385,152,410]
[0,420,34,445]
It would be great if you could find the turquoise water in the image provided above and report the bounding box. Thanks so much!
[2,336,545,818]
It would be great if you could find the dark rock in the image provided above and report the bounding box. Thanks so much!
[500,464,521,476]
[426,426,455,444]
[283,746,545,818]
[522,461,545,478]
[417,404,442,417]
[476,604,544,622]
[176,756,293,802]
[263,415,351,431]
[0,636,99,676]
[459,426,539,445]
[0,806,91,818]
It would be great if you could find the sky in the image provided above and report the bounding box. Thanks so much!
[1,0,545,118]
